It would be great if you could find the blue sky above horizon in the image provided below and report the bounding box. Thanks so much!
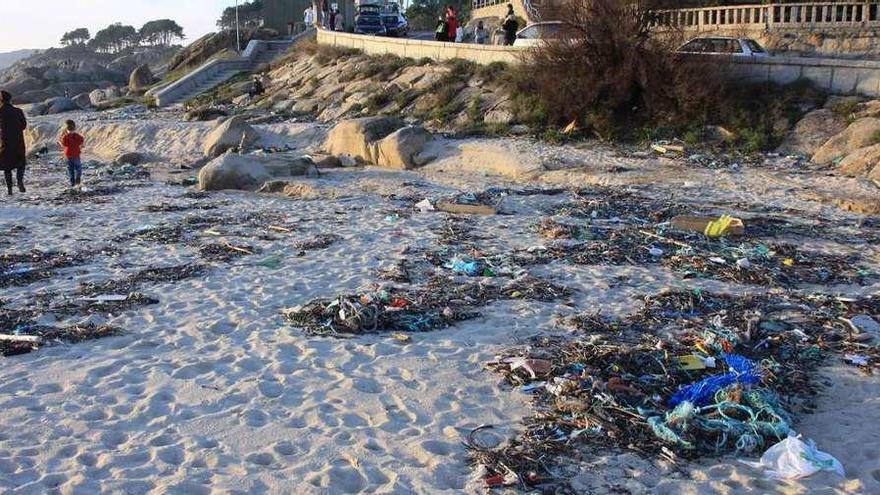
[0,0,234,52]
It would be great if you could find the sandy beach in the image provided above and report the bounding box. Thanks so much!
[1,114,879,495]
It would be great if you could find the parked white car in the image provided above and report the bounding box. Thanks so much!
[513,21,571,47]
[677,37,770,57]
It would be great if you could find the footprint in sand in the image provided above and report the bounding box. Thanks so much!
[33,383,63,394]
[156,446,186,466]
[240,409,269,427]
[99,430,128,448]
[245,452,275,466]
[148,432,177,447]
[75,452,97,467]
[258,379,283,398]
[341,412,369,428]
[351,377,383,394]
[420,440,454,456]
[311,460,368,493]
[272,441,300,456]
[171,361,214,379]
[78,408,109,422]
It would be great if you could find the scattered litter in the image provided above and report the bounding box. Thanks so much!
[199,242,258,262]
[256,254,284,269]
[81,295,129,302]
[415,199,435,212]
[0,323,121,357]
[845,354,870,366]
[436,201,497,215]
[742,434,845,480]
[294,234,340,251]
[470,290,877,490]
[1,250,90,288]
[846,314,879,338]
[671,215,744,237]
[283,275,571,336]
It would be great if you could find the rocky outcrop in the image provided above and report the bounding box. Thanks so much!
[89,86,123,106]
[25,96,80,116]
[203,116,260,158]
[129,64,155,94]
[323,117,403,165]
[779,109,846,157]
[0,45,176,104]
[198,151,318,191]
[838,144,880,181]
[812,117,880,165]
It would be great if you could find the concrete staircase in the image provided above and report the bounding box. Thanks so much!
[154,29,314,107]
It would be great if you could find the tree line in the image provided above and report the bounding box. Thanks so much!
[60,19,184,53]
[217,0,264,30]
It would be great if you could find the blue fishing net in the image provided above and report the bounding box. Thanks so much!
[668,354,761,407]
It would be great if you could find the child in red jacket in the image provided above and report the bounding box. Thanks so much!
[58,120,84,187]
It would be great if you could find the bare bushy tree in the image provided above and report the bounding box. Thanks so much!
[512,0,727,138]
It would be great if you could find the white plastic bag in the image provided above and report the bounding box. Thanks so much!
[743,433,845,480]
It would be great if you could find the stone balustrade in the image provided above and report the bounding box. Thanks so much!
[652,2,880,30]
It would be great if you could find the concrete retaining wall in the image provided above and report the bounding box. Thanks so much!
[728,55,880,96]
[316,29,527,64]
[316,29,880,96]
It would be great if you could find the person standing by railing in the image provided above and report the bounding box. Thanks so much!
[446,5,459,43]
[502,4,518,46]
[475,20,489,44]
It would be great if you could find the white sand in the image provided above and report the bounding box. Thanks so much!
[1,115,879,494]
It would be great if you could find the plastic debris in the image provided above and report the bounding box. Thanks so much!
[844,354,869,366]
[668,354,761,407]
[742,434,845,480]
[415,199,435,212]
[256,254,284,269]
[847,314,880,337]
[670,215,744,237]
[81,295,129,302]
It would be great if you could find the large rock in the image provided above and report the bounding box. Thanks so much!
[374,126,433,170]
[41,97,79,115]
[198,151,317,191]
[203,115,260,158]
[779,109,846,157]
[813,117,880,164]
[838,143,880,181]
[323,116,403,165]
[72,92,92,109]
[129,64,155,93]
[89,86,122,106]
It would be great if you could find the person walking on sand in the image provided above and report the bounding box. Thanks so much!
[58,120,84,187]
[446,5,459,43]
[0,90,28,196]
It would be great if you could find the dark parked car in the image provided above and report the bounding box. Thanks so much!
[354,4,386,36]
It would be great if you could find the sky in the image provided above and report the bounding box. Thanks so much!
[0,0,235,52]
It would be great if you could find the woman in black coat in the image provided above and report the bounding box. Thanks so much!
[0,90,28,195]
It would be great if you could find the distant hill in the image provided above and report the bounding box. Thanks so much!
[0,49,40,70]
